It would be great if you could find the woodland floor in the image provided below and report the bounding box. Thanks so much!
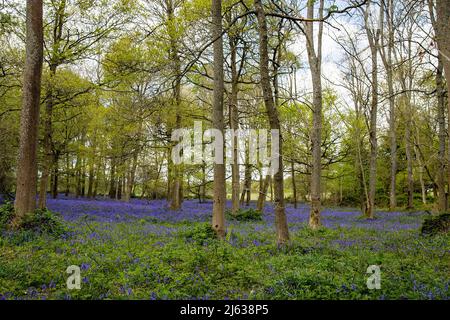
[0,197,449,300]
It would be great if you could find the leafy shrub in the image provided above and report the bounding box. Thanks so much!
[227,208,262,222]
[421,213,450,236]
[0,201,15,230]
[19,208,68,237]
[185,222,217,245]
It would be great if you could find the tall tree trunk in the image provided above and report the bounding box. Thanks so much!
[365,2,381,219]
[254,0,289,245]
[228,32,240,215]
[305,0,324,229]
[405,116,414,209]
[167,0,183,211]
[380,0,397,210]
[38,76,55,208]
[13,0,44,225]
[38,0,66,209]
[436,59,447,211]
[13,0,44,222]
[211,0,226,239]
[434,0,450,211]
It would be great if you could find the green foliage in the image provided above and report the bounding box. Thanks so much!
[184,222,217,245]
[19,209,68,238]
[0,201,15,230]
[227,208,263,222]
[421,213,450,236]
[0,217,448,300]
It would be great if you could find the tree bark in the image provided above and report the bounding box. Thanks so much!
[379,0,397,210]
[291,161,297,209]
[228,31,240,215]
[167,0,183,211]
[434,0,450,211]
[211,0,226,239]
[436,58,447,211]
[109,156,116,199]
[305,0,324,229]
[38,0,66,209]
[13,0,44,226]
[365,2,381,219]
[254,0,289,245]
[256,175,270,212]
[51,151,60,199]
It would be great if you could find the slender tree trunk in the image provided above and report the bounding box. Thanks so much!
[430,0,448,211]
[380,0,397,211]
[52,152,59,199]
[109,157,116,199]
[414,129,427,205]
[256,175,270,212]
[291,161,297,209]
[125,151,138,202]
[167,148,172,201]
[87,163,95,199]
[211,0,226,239]
[255,0,289,245]
[240,154,251,206]
[436,59,447,211]
[65,150,70,196]
[229,34,240,215]
[38,76,55,208]
[305,0,324,229]
[93,166,99,199]
[365,5,381,219]
[405,115,414,209]
[38,0,66,209]
[81,159,86,197]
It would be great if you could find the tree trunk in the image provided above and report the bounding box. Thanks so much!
[52,151,59,199]
[38,0,66,209]
[13,0,43,225]
[229,33,240,215]
[436,59,447,211]
[405,116,414,209]
[109,157,116,199]
[254,0,289,245]
[256,175,270,212]
[240,155,251,206]
[291,161,297,209]
[125,151,138,202]
[305,0,324,229]
[434,0,450,211]
[87,163,94,199]
[211,0,226,239]
[167,0,183,211]
[380,0,397,211]
[38,77,55,209]
[365,4,381,219]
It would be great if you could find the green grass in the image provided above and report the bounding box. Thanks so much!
[0,217,449,300]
